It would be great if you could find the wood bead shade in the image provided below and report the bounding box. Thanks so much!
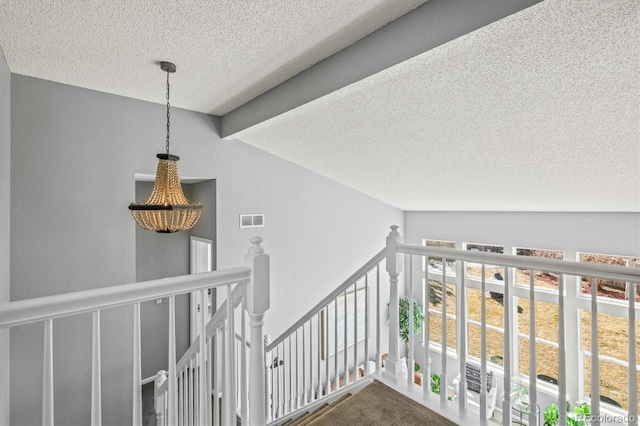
[129,62,203,233]
[129,154,203,233]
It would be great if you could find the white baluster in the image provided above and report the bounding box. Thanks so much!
[409,255,414,389]
[168,296,178,426]
[457,259,467,417]
[479,264,487,423]
[223,284,236,426]
[213,331,220,426]
[503,268,512,425]
[91,310,102,426]
[198,289,209,425]
[188,360,193,426]
[441,258,447,406]
[155,370,167,426]
[179,370,184,426]
[42,319,54,426]
[343,291,348,387]
[558,275,567,426]
[289,336,293,411]
[265,335,272,423]
[354,284,359,384]
[241,297,247,424]
[424,255,431,400]
[589,277,601,426]
[295,330,300,409]
[334,298,338,392]
[325,311,330,391]
[132,303,142,426]
[529,272,538,426]
[364,275,370,376]
[383,225,403,383]
[628,281,638,425]
[318,314,323,396]
[301,324,306,406]
[376,264,381,372]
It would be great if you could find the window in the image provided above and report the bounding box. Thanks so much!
[579,252,640,303]
[516,298,560,384]
[424,240,457,350]
[515,247,563,292]
[581,312,640,410]
[514,247,564,384]
[467,287,504,366]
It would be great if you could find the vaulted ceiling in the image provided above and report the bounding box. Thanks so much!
[1,0,637,212]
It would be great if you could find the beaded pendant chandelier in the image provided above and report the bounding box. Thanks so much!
[129,62,203,233]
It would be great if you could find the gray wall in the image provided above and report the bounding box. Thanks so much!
[0,50,11,426]
[404,211,640,256]
[136,180,216,379]
[10,75,216,426]
[135,181,190,380]
[213,139,404,340]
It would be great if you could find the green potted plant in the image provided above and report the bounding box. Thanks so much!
[543,403,559,426]
[544,402,590,426]
[431,373,441,394]
[568,402,590,426]
[398,296,425,357]
[430,372,453,401]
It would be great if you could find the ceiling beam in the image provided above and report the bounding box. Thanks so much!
[221,0,543,139]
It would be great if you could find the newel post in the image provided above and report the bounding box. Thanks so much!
[383,225,404,383]
[245,237,270,426]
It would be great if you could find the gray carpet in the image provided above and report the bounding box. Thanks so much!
[305,380,457,426]
[142,382,156,426]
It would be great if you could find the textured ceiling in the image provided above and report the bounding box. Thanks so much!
[233,0,640,212]
[0,0,424,115]
[0,0,637,212]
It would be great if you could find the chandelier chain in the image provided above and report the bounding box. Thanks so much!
[166,69,170,154]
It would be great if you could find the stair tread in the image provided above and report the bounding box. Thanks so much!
[285,409,316,426]
[298,393,352,426]
[296,403,335,426]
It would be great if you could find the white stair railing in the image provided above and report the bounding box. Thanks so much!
[386,226,640,426]
[0,237,269,426]
[264,248,385,423]
[271,225,639,426]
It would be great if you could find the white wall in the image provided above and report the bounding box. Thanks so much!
[0,50,11,426]
[213,138,404,340]
[10,75,217,425]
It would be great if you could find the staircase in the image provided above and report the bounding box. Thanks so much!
[1,226,639,425]
[281,380,457,426]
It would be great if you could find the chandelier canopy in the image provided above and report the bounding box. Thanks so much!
[129,62,203,233]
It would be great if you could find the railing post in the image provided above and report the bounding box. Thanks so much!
[43,319,54,426]
[198,289,210,426]
[383,225,403,383]
[245,236,270,426]
[91,310,102,426]
[154,370,167,426]
[264,335,272,424]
